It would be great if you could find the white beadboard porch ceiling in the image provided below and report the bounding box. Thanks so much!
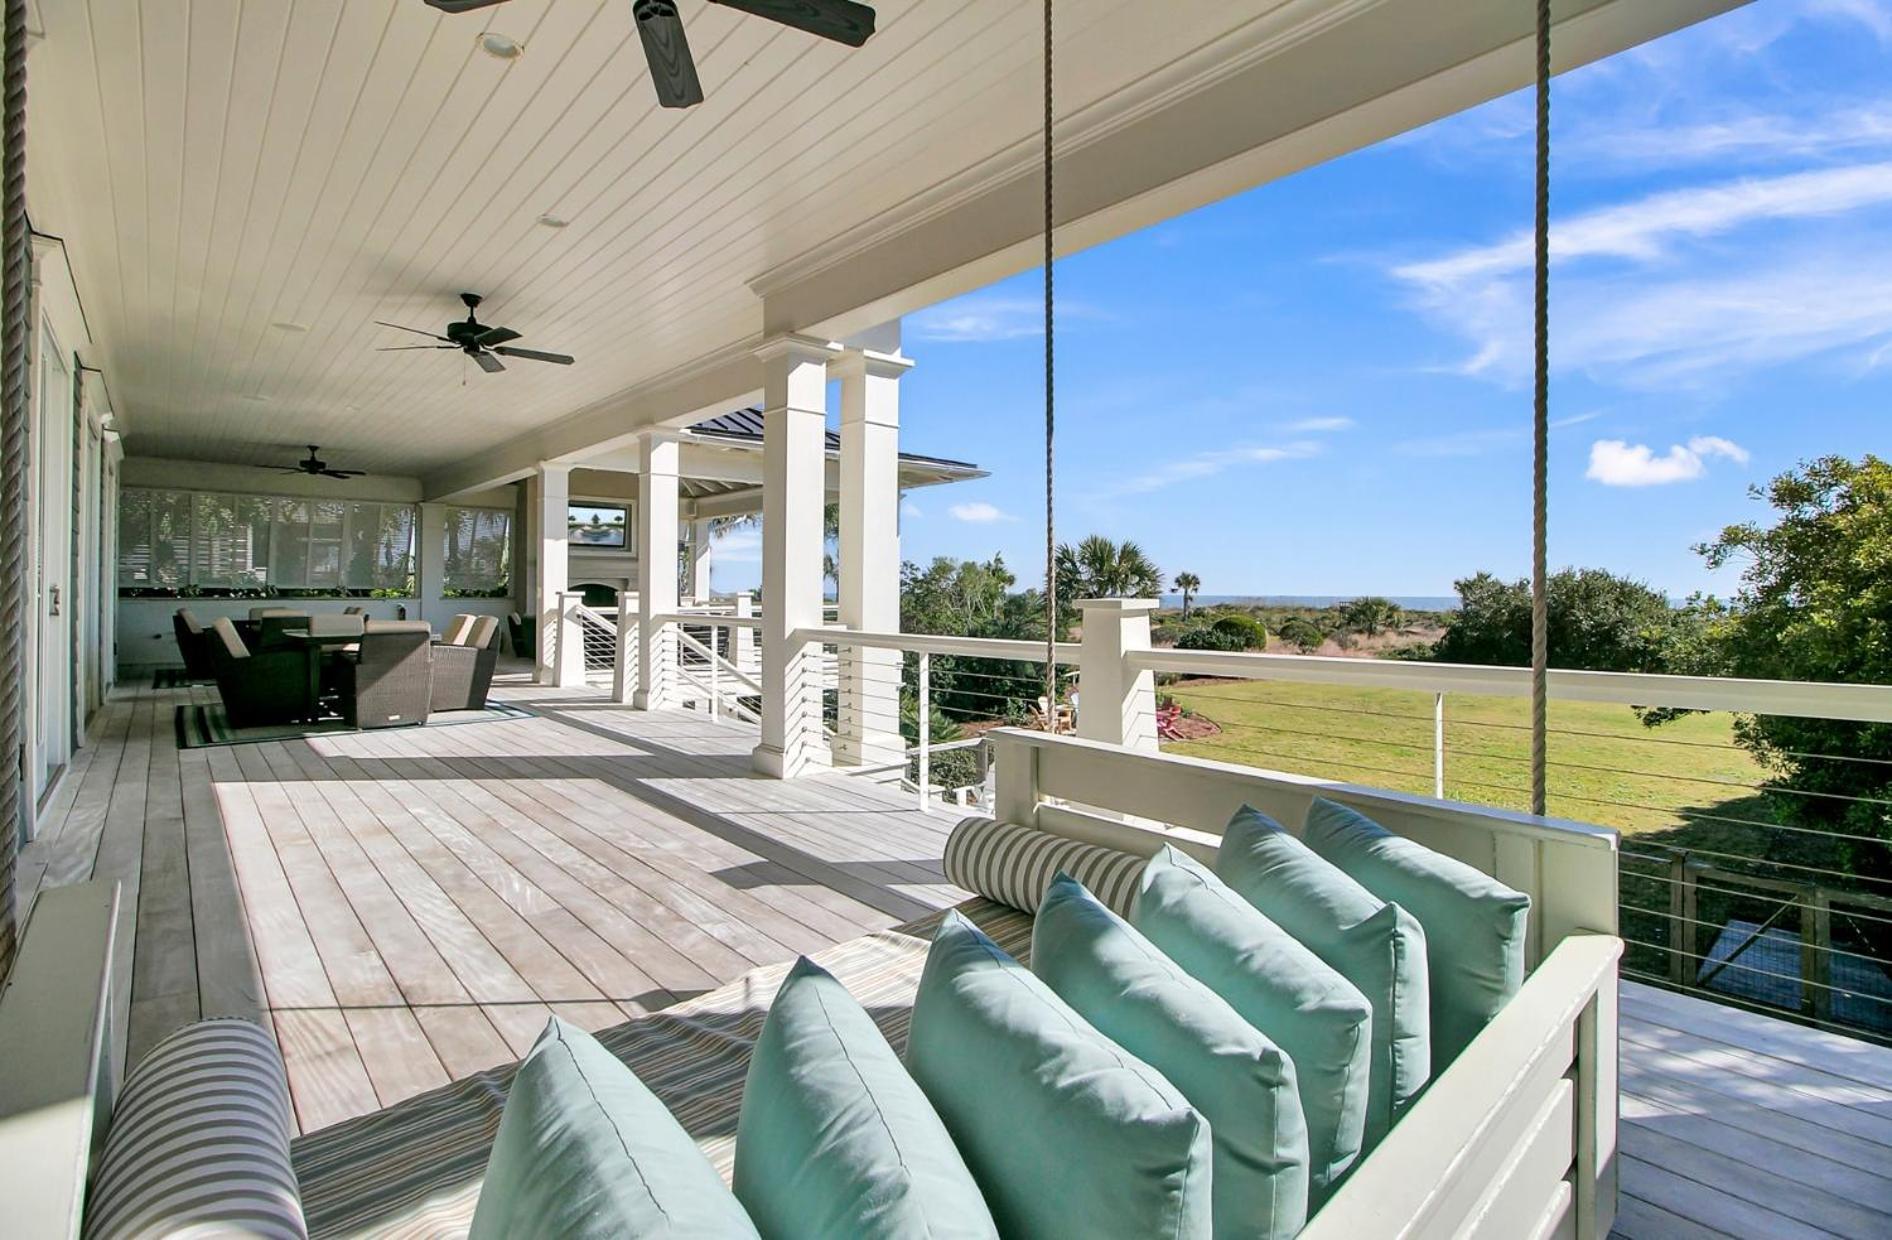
[27,0,1737,477]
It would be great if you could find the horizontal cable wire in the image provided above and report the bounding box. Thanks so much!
[1620,969,1892,1043]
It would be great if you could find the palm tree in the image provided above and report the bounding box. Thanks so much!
[1340,595,1404,638]
[1172,571,1201,618]
[1054,535,1163,630]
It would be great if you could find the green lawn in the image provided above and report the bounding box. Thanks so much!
[1160,678,1796,990]
[1161,677,1769,839]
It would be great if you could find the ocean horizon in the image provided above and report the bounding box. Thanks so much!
[1160,593,1461,612]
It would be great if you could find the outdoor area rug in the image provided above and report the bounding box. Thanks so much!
[175,700,532,749]
[152,667,201,689]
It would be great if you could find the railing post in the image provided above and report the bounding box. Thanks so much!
[708,627,721,720]
[917,651,931,813]
[1433,691,1446,799]
[1074,598,1158,752]
[734,592,756,674]
[635,432,680,711]
[553,590,586,688]
[612,586,637,704]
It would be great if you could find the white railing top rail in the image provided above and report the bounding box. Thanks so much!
[656,611,762,631]
[1130,646,1892,723]
[799,626,1080,664]
[804,625,1892,724]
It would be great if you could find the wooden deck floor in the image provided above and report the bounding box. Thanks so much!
[21,674,1892,1236]
[20,674,962,1134]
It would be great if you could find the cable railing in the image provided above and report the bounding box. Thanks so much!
[807,622,1892,1045]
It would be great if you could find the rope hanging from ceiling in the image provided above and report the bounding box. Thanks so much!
[0,0,27,977]
[1042,0,1058,732]
[1530,0,1553,816]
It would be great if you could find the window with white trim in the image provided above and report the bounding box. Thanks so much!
[118,486,418,596]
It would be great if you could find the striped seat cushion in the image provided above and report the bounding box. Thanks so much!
[85,1018,307,1240]
[944,817,1147,919]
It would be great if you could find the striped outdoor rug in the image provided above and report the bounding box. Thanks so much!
[174,701,532,749]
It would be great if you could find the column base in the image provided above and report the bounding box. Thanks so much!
[832,731,909,781]
[631,689,671,712]
[751,740,833,779]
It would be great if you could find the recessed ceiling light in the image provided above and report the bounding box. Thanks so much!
[536,213,570,229]
[272,321,310,333]
[478,31,523,60]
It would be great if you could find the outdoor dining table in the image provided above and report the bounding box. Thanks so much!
[279,628,372,719]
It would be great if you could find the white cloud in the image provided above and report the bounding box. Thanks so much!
[1110,441,1321,496]
[1810,0,1892,44]
[949,501,1015,523]
[1281,416,1354,433]
[909,296,1106,343]
[900,500,923,518]
[1389,162,1892,387]
[1586,436,1749,487]
[1395,162,1892,292]
[711,528,761,563]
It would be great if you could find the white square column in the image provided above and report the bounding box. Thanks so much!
[1075,598,1160,752]
[833,345,912,770]
[685,516,715,603]
[635,432,680,711]
[531,462,581,686]
[752,335,838,778]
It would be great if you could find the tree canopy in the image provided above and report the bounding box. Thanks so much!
[1432,568,1675,672]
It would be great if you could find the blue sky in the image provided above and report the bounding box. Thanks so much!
[722,0,1892,599]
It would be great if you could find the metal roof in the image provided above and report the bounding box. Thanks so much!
[687,408,982,474]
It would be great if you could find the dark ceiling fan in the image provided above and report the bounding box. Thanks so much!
[374,292,575,375]
[276,446,367,481]
[423,0,876,109]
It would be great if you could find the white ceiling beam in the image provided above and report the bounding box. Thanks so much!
[421,340,763,501]
[754,0,1746,340]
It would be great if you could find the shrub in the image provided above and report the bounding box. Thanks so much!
[1210,614,1268,649]
[1175,625,1248,652]
[1277,616,1326,652]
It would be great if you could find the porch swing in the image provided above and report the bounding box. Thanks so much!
[0,5,1624,1239]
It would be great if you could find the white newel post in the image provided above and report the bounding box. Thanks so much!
[613,579,637,704]
[1076,598,1160,752]
[686,516,715,604]
[635,432,681,710]
[555,590,586,687]
[833,343,911,771]
[533,463,581,685]
[752,334,837,778]
[733,591,756,672]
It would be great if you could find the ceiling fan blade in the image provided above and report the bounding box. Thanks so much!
[493,345,575,365]
[376,344,458,351]
[707,0,875,47]
[423,0,511,13]
[473,351,507,374]
[374,320,453,341]
[473,325,522,347]
[321,469,366,479]
[633,1,705,109]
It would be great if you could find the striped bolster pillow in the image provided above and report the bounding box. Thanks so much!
[944,817,1148,919]
[84,1018,308,1240]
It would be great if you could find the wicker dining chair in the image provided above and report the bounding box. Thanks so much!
[431,614,500,712]
[171,609,218,682]
[340,621,434,729]
[207,618,316,727]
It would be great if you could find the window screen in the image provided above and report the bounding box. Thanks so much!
[118,486,418,595]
